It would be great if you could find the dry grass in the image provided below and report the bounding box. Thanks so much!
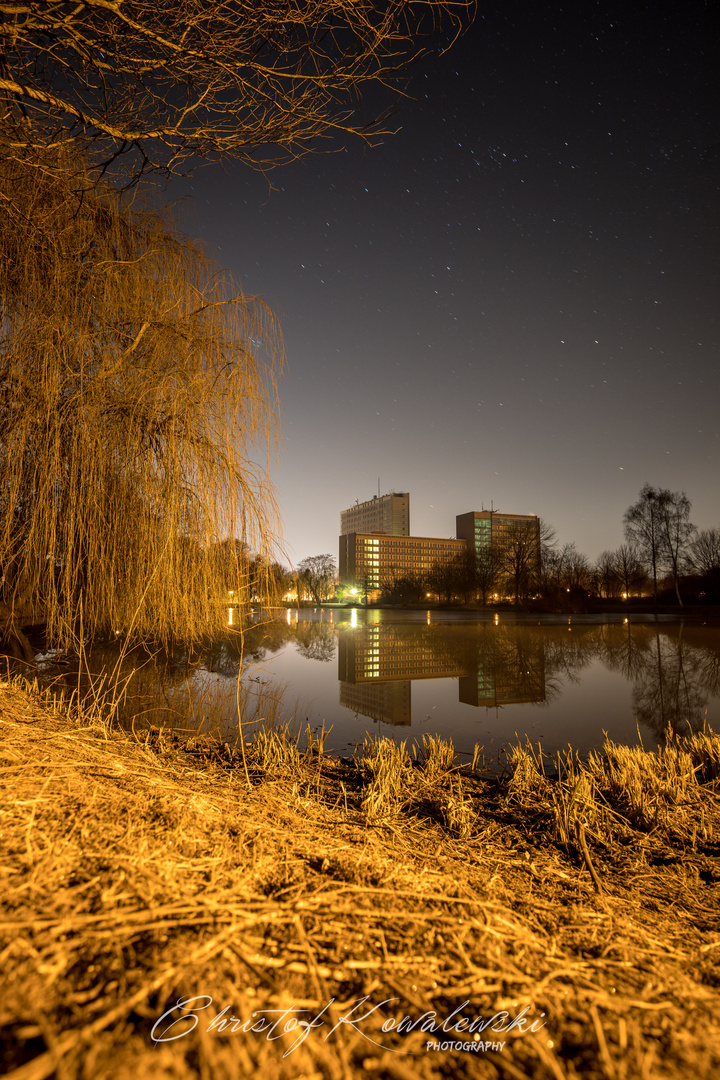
[1,680,720,1079]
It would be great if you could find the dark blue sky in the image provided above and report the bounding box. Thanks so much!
[177,0,718,566]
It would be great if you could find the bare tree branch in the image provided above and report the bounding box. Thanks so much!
[0,0,473,177]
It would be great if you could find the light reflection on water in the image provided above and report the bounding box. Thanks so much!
[44,610,720,759]
[237,610,720,758]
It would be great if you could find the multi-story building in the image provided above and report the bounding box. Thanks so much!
[339,531,466,598]
[456,510,541,602]
[340,492,410,537]
[338,496,540,602]
[456,510,540,560]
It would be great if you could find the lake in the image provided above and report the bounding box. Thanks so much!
[50,609,720,763]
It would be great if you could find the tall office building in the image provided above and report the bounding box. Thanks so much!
[340,491,410,537]
[456,510,541,564]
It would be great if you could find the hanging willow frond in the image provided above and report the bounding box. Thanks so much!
[0,153,283,648]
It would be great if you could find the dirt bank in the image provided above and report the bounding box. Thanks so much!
[1,680,719,1079]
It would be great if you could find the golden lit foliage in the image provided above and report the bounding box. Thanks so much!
[0,2,474,650]
[0,0,472,174]
[0,154,282,647]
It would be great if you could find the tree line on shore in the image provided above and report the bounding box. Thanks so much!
[288,487,719,609]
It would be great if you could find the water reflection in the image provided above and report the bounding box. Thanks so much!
[337,623,548,722]
[235,616,717,743]
[41,613,720,753]
[318,614,719,742]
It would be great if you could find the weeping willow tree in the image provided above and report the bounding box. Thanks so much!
[0,154,282,648]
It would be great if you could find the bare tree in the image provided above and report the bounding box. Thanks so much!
[297,554,337,604]
[474,547,497,605]
[539,539,590,603]
[0,154,282,648]
[595,550,620,599]
[563,546,592,593]
[624,485,694,607]
[380,571,427,605]
[447,550,478,604]
[496,521,541,605]
[0,0,470,177]
[537,518,558,597]
[688,528,720,604]
[654,490,694,607]
[688,528,720,577]
[613,544,647,599]
[426,553,482,605]
[624,484,665,606]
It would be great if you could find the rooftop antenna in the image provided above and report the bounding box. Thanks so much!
[378,477,381,498]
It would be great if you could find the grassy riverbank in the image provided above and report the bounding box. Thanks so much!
[1,680,719,1079]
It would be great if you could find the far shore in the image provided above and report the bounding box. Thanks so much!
[288,599,720,621]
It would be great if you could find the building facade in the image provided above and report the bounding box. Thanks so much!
[456,510,541,601]
[340,492,410,537]
[339,531,466,598]
[338,496,541,602]
[456,510,540,559]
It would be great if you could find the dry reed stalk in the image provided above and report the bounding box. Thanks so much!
[248,726,302,774]
[361,737,413,825]
[684,729,720,784]
[416,733,456,784]
[505,742,551,806]
[436,774,476,839]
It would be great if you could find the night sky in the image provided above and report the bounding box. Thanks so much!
[177,0,719,567]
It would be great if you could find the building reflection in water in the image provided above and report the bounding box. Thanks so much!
[340,680,413,726]
[41,613,720,749]
[338,622,546,725]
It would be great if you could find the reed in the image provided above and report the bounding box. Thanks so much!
[587,739,696,831]
[361,737,412,825]
[505,739,551,804]
[436,773,476,838]
[248,725,303,773]
[416,732,456,784]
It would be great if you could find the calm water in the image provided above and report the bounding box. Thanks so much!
[52,609,720,762]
